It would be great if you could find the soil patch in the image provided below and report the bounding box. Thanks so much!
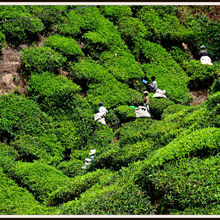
[0,46,27,96]
[190,89,209,106]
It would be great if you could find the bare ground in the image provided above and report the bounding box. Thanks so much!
[0,45,27,96]
[190,89,209,106]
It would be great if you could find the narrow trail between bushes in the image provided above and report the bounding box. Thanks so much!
[189,89,209,106]
[0,46,26,96]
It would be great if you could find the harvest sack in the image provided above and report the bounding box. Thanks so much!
[200,56,213,65]
[135,106,151,118]
[94,112,106,125]
[153,88,167,98]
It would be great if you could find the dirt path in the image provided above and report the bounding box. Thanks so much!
[0,45,27,96]
[190,89,209,106]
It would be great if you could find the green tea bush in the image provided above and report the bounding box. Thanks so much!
[47,169,113,206]
[86,125,115,150]
[0,94,50,142]
[161,104,190,119]
[0,170,48,215]
[181,10,220,61]
[58,180,155,215]
[68,58,114,85]
[21,46,66,76]
[99,5,132,23]
[0,6,44,44]
[57,159,85,178]
[28,5,68,32]
[137,40,191,104]
[117,118,154,147]
[44,34,84,58]
[182,60,218,89]
[0,143,18,171]
[57,6,103,37]
[206,92,220,110]
[136,127,220,189]
[150,155,220,214]
[83,27,126,56]
[86,78,143,109]
[105,109,120,130]
[136,6,193,44]
[9,160,72,202]
[149,97,175,119]
[0,31,5,53]
[28,72,81,115]
[169,46,191,64]
[49,119,80,150]
[70,149,91,161]
[99,49,145,86]
[115,105,136,123]
[12,133,65,165]
[117,16,151,52]
[209,76,220,94]
[90,140,154,171]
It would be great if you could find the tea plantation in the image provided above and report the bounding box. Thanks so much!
[0,5,219,215]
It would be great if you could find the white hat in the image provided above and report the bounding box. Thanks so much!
[143,91,148,94]
[89,149,96,155]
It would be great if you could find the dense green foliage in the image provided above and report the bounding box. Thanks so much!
[0,5,219,215]
[0,6,44,44]
[21,46,66,76]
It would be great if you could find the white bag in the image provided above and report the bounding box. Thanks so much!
[156,89,166,95]
[135,106,151,118]
[153,93,167,98]
[94,112,106,125]
[200,56,213,65]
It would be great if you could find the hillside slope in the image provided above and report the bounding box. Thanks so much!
[0,5,219,215]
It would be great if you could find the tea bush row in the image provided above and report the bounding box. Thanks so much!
[8,160,72,202]
[136,40,191,104]
[134,127,220,190]
[27,72,81,115]
[21,46,66,76]
[0,31,5,53]
[181,60,218,89]
[0,94,51,142]
[89,140,154,171]
[44,34,84,59]
[12,133,65,165]
[0,6,44,44]
[136,6,194,44]
[149,155,220,214]
[58,180,155,215]
[46,169,114,206]
[0,169,56,215]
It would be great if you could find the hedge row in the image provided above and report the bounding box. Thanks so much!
[89,140,154,171]
[0,94,51,142]
[0,31,5,53]
[47,169,114,206]
[12,134,65,165]
[21,46,66,76]
[0,169,56,215]
[181,60,218,89]
[44,34,84,58]
[150,155,220,214]
[27,72,81,115]
[0,6,44,44]
[137,40,191,104]
[58,180,155,215]
[134,127,220,189]
[136,6,193,44]
[8,160,72,202]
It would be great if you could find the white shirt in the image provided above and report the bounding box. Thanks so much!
[151,80,157,91]
[99,106,108,116]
